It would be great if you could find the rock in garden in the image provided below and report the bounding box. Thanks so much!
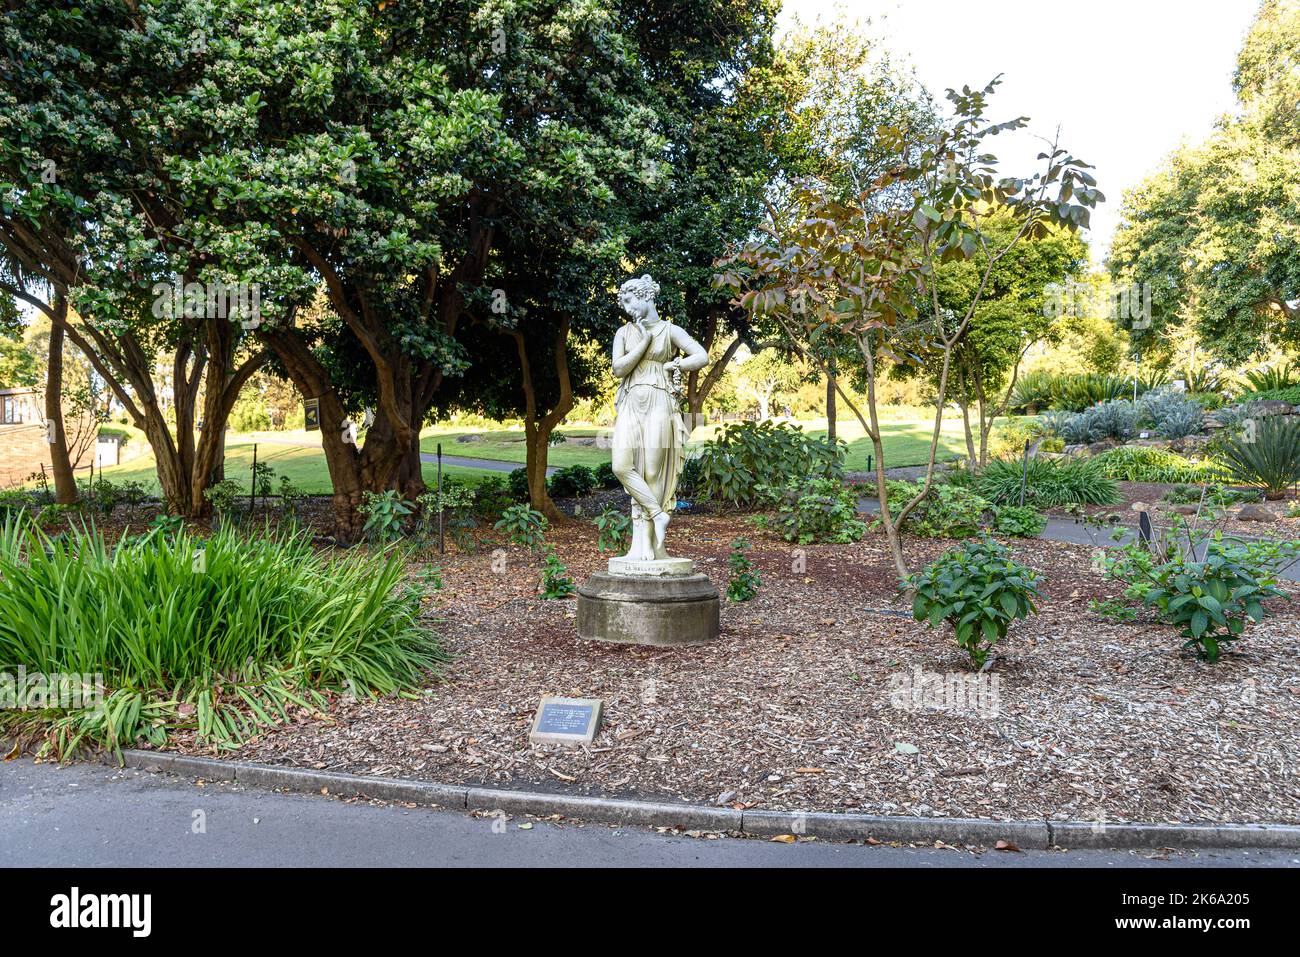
[1249,400,1292,417]
[1236,503,1278,522]
[456,433,482,443]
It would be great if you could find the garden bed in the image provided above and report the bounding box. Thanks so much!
[148,516,1300,826]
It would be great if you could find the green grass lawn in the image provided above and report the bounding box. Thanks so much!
[96,438,500,496]
[95,411,1027,495]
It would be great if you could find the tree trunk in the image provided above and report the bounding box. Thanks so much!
[826,368,837,444]
[510,320,573,524]
[45,294,78,504]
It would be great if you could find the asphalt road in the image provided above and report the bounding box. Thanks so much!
[2,759,1294,868]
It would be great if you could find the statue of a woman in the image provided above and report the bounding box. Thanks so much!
[611,275,708,564]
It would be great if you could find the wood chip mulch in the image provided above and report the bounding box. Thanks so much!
[163,517,1300,826]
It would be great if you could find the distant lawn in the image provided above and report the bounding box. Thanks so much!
[420,424,612,469]
[96,439,500,496]
[421,413,996,472]
[94,411,1029,494]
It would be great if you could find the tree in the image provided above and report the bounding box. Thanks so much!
[1109,0,1300,363]
[719,79,1102,577]
[0,1,271,516]
[733,346,802,419]
[898,211,1088,465]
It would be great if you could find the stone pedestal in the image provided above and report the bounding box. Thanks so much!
[576,561,720,646]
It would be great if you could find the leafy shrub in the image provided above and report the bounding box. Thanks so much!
[1187,391,1225,411]
[494,503,548,549]
[988,417,1043,461]
[203,479,244,517]
[905,484,990,539]
[1051,374,1137,412]
[757,478,866,545]
[473,476,516,520]
[977,457,1120,507]
[1083,399,1139,442]
[539,545,575,599]
[696,421,844,508]
[277,476,308,521]
[85,479,124,518]
[593,505,631,553]
[992,504,1047,537]
[1242,363,1297,394]
[0,489,27,521]
[1143,542,1288,662]
[1161,482,1260,509]
[1007,369,1058,413]
[906,538,1041,669]
[1180,365,1227,395]
[360,490,412,544]
[1139,388,1205,439]
[548,464,597,498]
[594,461,620,490]
[726,538,761,602]
[1236,384,1300,406]
[416,481,479,550]
[0,516,443,755]
[1214,415,1300,499]
[507,467,530,502]
[1091,446,1218,483]
[676,455,704,498]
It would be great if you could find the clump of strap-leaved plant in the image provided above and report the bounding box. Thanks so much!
[0,514,444,758]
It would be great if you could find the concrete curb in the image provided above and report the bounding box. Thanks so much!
[115,749,1300,850]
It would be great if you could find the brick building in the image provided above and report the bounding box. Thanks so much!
[0,387,50,487]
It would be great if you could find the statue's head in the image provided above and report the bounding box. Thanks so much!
[618,274,660,322]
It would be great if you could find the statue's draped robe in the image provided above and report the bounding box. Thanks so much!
[613,321,691,519]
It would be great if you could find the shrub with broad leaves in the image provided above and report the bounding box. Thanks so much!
[905,538,1041,669]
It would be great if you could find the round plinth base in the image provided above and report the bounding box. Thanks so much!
[576,572,720,646]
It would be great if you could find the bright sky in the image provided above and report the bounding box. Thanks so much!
[779,0,1261,262]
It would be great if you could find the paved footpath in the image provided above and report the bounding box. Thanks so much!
[1,759,1294,868]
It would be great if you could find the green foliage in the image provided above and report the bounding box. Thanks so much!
[415,481,480,551]
[1139,388,1206,439]
[277,476,308,521]
[593,506,631,553]
[360,490,413,545]
[1092,446,1219,483]
[84,479,123,518]
[1143,542,1288,662]
[696,421,845,508]
[203,480,244,517]
[756,478,866,545]
[977,457,1120,507]
[0,515,443,755]
[726,538,761,602]
[1161,482,1260,509]
[899,483,991,539]
[548,465,598,498]
[594,461,620,490]
[494,504,548,550]
[1242,363,1298,394]
[507,468,531,503]
[539,546,575,600]
[906,538,1041,669]
[472,476,517,522]
[1237,385,1300,405]
[1215,415,1300,498]
[1109,1,1300,364]
[992,505,1047,538]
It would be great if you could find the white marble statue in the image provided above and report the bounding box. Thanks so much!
[611,275,708,567]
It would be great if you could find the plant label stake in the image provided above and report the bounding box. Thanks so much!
[437,442,444,555]
[249,443,258,515]
[1138,510,1154,548]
